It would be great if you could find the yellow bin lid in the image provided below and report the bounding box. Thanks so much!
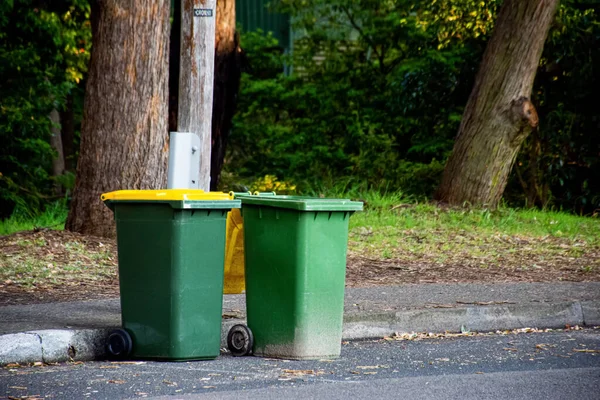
[101,190,240,210]
[101,189,233,202]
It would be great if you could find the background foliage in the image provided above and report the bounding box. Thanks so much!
[508,3,600,213]
[1,0,598,219]
[0,0,90,218]
[226,0,599,213]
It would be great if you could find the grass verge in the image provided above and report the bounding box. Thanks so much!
[0,191,598,304]
[344,190,599,280]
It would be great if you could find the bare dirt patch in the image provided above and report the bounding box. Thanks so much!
[0,228,599,305]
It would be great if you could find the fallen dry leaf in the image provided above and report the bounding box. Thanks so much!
[565,325,583,331]
[573,349,600,353]
[8,396,43,400]
[110,361,146,365]
[222,313,242,319]
[281,369,316,376]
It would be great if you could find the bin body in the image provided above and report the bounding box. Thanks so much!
[103,190,239,360]
[241,196,362,360]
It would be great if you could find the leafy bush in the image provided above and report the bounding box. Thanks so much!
[226,0,497,196]
[227,0,599,213]
[0,0,90,218]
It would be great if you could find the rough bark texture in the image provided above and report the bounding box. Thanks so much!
[435,0,559,207]
[168,0,181,133]
[66,0,170,237]
[49,109,65,196]
[178,0,217,191]
[210,0,241,190]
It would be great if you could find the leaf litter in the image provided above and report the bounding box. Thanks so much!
[382,326,587,342]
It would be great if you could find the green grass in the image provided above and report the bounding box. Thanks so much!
[307,185,598,242]
[349,199,599,242]
[337,189,599,270]
[0,201,68,236]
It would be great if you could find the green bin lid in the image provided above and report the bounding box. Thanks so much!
[239,195,363,212]
[101,189,240,210]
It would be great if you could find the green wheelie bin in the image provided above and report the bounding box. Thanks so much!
[102,189,240,361]
[227,196,362,360]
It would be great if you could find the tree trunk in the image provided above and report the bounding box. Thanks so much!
[435,0,559,207]
[66,0,170,237]
[49,109,65,196]
[210,0,241,190]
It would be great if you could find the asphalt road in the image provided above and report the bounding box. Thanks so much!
[1,329,599,400]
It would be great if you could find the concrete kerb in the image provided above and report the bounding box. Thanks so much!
[582,301,600,326]
[342,301,586,340]
[0,329,111,366]
[1,301,599,366]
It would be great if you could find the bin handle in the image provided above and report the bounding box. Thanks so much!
[252,191,276,196]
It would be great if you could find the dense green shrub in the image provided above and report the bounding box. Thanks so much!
[0,0,90,218]
[227,0,599,213]
[226,0,498,196]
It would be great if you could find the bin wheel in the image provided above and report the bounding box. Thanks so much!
[106,329,133,359]
[227,324,253,357]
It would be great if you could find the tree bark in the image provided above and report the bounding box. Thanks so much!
[49,109,65,196]
[210,0,241,190]
[66,0,170,237]
[435,0,559,208]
